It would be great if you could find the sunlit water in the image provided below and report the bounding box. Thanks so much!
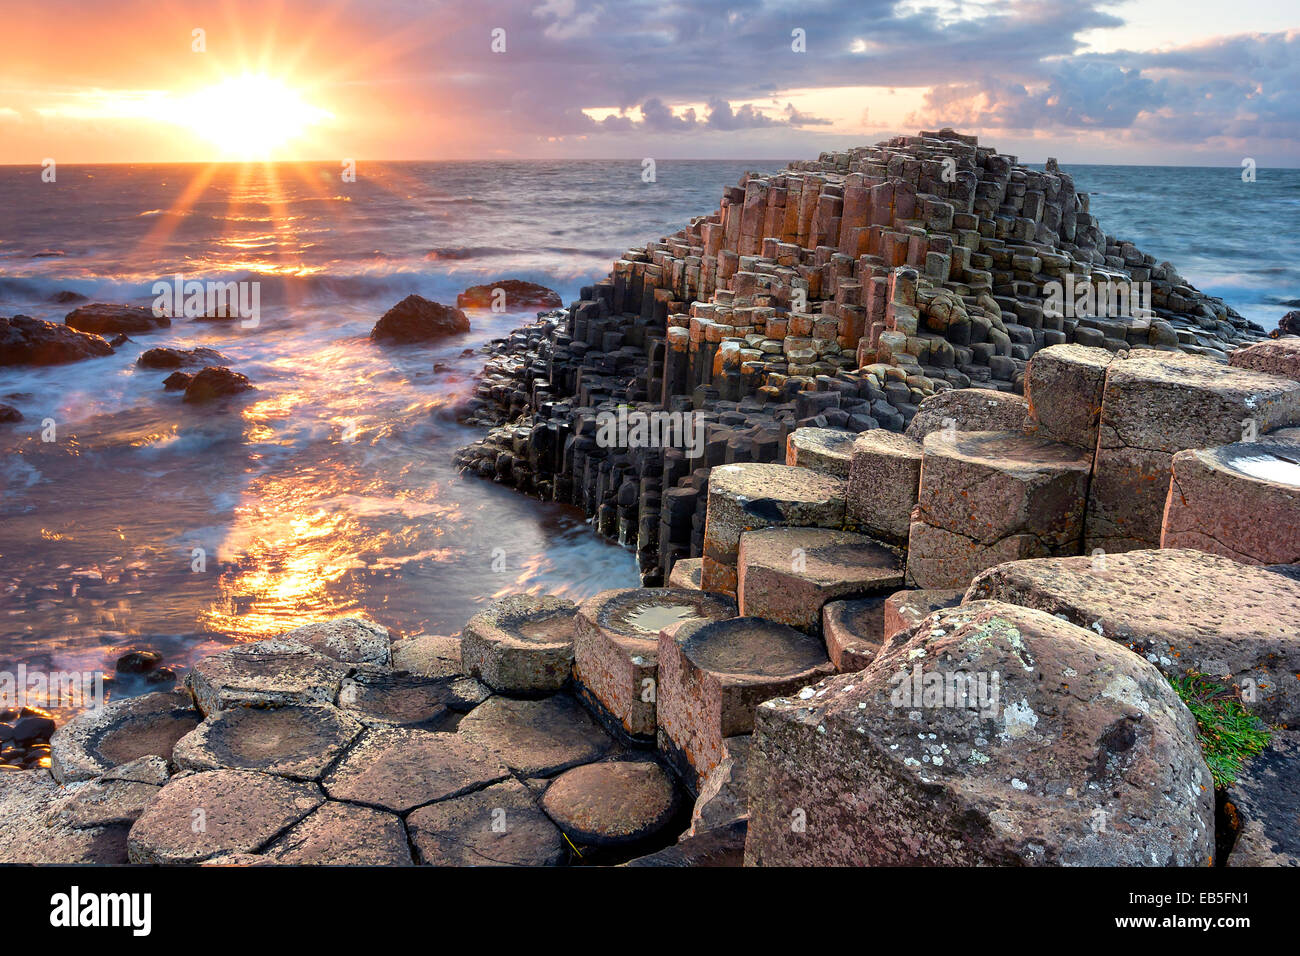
[0,159,1295,714]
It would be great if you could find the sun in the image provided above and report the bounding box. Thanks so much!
[181,74,332,160]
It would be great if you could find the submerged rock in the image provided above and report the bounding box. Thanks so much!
[458,279,562,311]
[181,365,254,403]
[65,303,169,334]
[0,403,21,422]
[371,294,469,342]
[0,314,114,366]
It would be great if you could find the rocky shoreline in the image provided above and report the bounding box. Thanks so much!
[3,130,1298,867]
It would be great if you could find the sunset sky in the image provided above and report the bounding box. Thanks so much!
[1,0,1296,166]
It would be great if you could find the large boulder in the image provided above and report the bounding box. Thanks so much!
[65,303,169,334]
[0,314,113,366]
[967,548,1300,725]
[457,279,561,311]
[371,295,469,342]
[745,601,1215,866]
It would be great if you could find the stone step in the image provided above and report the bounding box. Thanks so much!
[784,426,856,476]
[1087,351,1300,552]
[1162,440,1300,565]
[906,429,1092,588]
[656,616,834,787]
[702,462,846,593]
[573,587,736,738]
[1024,343,1114,450]
[967,547,1300,725]
[737,527,903,631]
[461,594,578,694]
[667,556,703,589]
[744,601,1214,866]
[845,430,922,546]
[821,595,888,671]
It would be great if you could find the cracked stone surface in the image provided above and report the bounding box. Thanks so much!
[457,694,613,776]
[0,771,131,863]
[322,727,509,813]
[407,778,565,866]
[904,388,1030,440]
[391,633,464,678]
[46,756,168,829]
[127,769,324,864]
[337,669,486,730]
[282,617,392,666]
[187,638,351,715]
[263,801,413,865]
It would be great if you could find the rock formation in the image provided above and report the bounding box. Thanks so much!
[371,294,470,342]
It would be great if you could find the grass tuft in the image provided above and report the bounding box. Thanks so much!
[1169,671,1273,787]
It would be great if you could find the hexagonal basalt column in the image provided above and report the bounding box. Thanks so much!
[1161,440,1300,565]
[573,587,736,739]
[737,527,902,632]
[656,616,835,786]
[785,427,857,477]
[50,690,200,784]
[906,430,1092,588]
[187,638,351,716]
[845,430,922,546]
[461,594,578,694]
[1087,351,1300,553]
[821,595,887,671]
[703,462,846,594]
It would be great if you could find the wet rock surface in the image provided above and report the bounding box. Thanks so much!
[1,314,114,366]
[65,302,169,334]
[371,294,470,342]
[182,365,254,403]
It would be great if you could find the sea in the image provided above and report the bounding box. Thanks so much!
[1,159,1297,713]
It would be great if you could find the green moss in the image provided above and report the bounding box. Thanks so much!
[1169,672,1273,787]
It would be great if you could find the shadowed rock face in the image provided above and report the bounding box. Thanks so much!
[371,294,469,342]
[0,314,113,366]
[65,303,169,334]
[1224,730,1299,867]
[745,600,1214,867]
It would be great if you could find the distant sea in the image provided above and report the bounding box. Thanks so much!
[0,159,1295,708]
